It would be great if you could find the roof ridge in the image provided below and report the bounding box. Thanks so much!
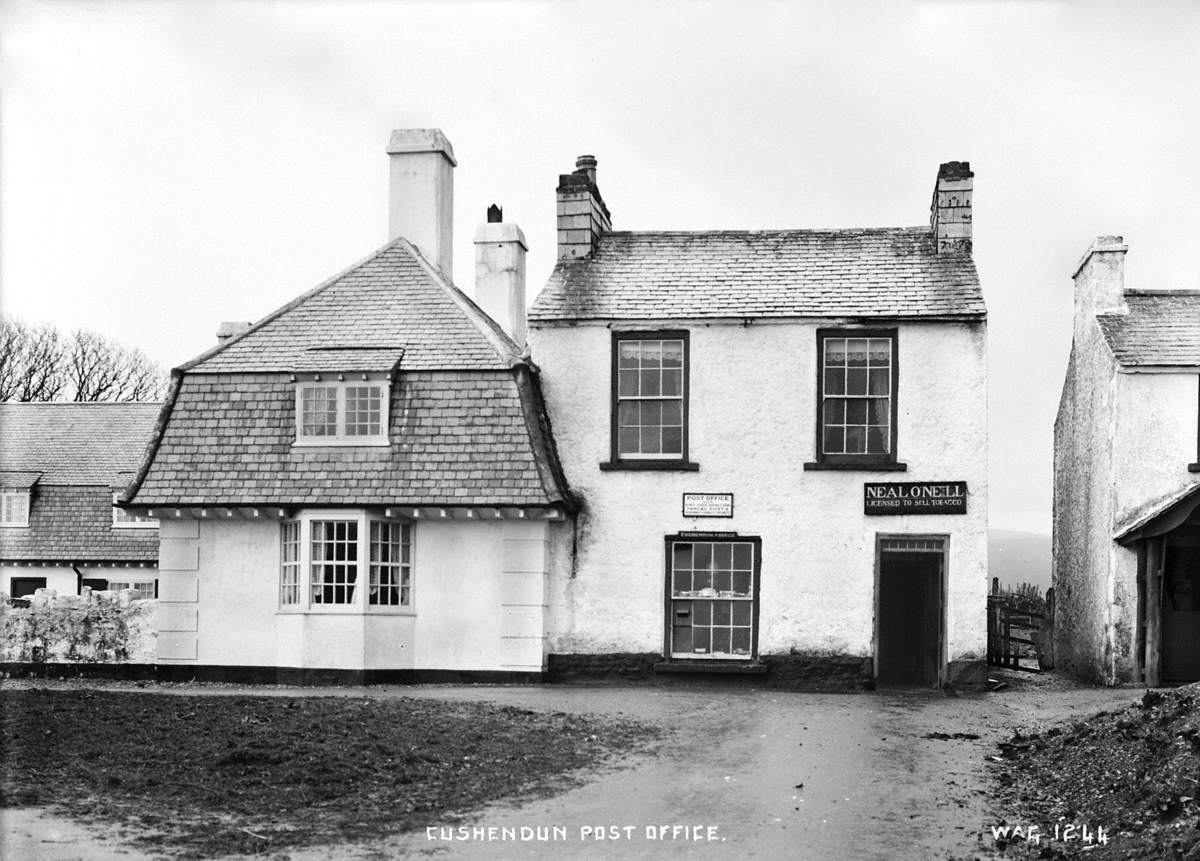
[602,226,931,236]
[396,238,524,366]
[181,235,413,373]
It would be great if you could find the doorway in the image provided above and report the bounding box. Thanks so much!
[1162,527,1200,682]
[876,537,945,688]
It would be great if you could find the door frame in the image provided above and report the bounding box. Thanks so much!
[873,533,949,688]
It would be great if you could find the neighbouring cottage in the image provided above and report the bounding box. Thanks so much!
[1053,236,1200,685]
[122,130,574,682]
[0,403,160,599]
[528,157,989,688]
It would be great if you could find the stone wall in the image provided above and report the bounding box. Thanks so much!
[0,588,157,664]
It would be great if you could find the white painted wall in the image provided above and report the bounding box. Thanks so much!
[1113,372,1199,520]
[156,514,553,671]
[530,319,989,667]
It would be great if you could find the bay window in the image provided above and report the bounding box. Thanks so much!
[279,513,413,612]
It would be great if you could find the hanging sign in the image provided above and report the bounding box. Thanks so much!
[864,481,968,515]
[683,493,734,518]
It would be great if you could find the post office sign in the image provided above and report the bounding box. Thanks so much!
[682,493,734,518]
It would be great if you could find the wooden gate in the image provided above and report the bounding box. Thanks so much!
[987,579,1053,671]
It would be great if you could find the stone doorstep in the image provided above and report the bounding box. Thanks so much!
[653,660,768,675]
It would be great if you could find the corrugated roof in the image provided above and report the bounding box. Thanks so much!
[1097,291,1200,368]
[529,227,985,322]
[0,403,161,485]
[189,237,521,372]
[0,485,157,563]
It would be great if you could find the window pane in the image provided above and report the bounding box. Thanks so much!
[692,600,712,625]
[673,543,692,571]
[618,427,639,454]
[617,401,639,426]
[823,426,844,454]
[868,367,890,395]
[694,543,712,569]
[691,627,710,654]
[846,368,868,395]
[640,370,661,397]
[824,368,845,396]
[301,386,338,436]
[713,570,732,593]
[639,426,661,454]
[693,568,712,593]
[869,398,890,426]
[714,543,732,568]
[732,571,751,596]
[867,426,889,454]
[868,338,891,365]
[713,601,731,625]
[641,401,662,425]
[311,520,358,605]
[846,399,868,425]
[661,369,682,397]
[618,370,639,397]
[661,341,684,367]
[846,339,868,366]
[662,427,682,454]
[710,627,732,655]
[733,544,752,570]
[824,339,847,367]
[618,342,641,368]
[640,341,662,368]
[823,399,844,424]
[662,400,683,426]
[345,386,383,436]
[673,570,692,594]
[732,602,752,626]
[731,627,751,655]
[845,426,867,454]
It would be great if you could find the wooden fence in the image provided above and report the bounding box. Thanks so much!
[987,579,1054,671]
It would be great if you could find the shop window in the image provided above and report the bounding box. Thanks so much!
[667,538,758,659]
[1,490,30,527]
[807,329,903,470]
[294,378,389,446]
[602,332,696,471]
[279,513,412,612]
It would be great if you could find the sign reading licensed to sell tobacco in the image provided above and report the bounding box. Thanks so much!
[863,481,968,515]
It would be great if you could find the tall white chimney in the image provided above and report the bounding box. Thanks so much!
[387,129,456,279]
[473,204,528,345]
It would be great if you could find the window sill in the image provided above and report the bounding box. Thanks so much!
[292,439,391,448]
[1189,463,1200,473]
[803,461,908,472]
[654,659,766,675]
[0,524,30,529]
[599,460,700,472]
[277,608,416,616]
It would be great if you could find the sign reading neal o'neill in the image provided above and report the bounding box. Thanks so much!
[864,481,968,515]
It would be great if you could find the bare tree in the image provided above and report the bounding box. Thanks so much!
[0,315,166,402]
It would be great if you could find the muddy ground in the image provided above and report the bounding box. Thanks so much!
[0,671,1147,860]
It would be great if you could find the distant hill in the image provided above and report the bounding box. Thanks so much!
[988,529,1052,592]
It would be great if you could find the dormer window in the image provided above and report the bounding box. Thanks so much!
[293,376,390,446]
[1,490,30,527]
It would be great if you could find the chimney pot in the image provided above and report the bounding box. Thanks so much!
[474,210,528,346]
[387,128,456,279]
[557,153,611,260]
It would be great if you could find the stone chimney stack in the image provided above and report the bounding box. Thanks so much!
[474,204,528,345]
[1072,236,1128,328]
[930,161,973,254]
[556,154,611,260]
[387,129,456,279]
[216,321,251,344]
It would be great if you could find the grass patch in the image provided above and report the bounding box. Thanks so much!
[1,687,661,857]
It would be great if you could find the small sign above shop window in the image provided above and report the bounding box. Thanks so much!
[864,481,968,515]
[683,493,734,518]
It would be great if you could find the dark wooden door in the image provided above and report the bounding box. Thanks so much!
[877,550,942,687]
[1162,541,1200,682]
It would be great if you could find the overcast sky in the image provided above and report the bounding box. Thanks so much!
[3,0,1198,535]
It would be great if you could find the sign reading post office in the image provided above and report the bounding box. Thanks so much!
[863,481,968,516]
[682,493,734,518]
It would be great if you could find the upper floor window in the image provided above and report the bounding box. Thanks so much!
[603,331,696,471]
[811,329,902,469]
[279,513,413,612]
[112,493,158,528]
[294,377,389,446]
[0,490,30,527]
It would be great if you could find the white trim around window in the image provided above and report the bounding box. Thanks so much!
[0,490,30,527]
[278,510,413,614]
[112,493,159,528]
[293,376,390,447]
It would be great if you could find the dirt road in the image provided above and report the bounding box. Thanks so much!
[1,673,1142,860]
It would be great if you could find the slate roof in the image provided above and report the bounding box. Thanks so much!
[189,238,520,372]
[127,237,572,509]
[0,403,160,563]
[529,228,985,322]
[0,403,160,485]
[1096,291,1200,368]
[0,486,158,563]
